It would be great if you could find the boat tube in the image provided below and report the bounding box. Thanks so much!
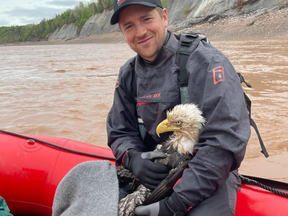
[0,130,115,216]
[0,130,287,216]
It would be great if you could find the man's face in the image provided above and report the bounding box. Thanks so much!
[118,5,168,62]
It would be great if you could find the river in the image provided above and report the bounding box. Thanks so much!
[1,39,288,183]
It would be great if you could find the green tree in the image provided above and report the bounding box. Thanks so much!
[161,0,168,8]
[0,1,115,44]
[102,0,113,10]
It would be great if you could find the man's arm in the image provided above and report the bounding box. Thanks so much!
[106,61,145,165]
[106,61,169,189]
[172,42,251,208]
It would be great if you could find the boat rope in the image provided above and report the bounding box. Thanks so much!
[0,130,116,161]
[240,175,288,198]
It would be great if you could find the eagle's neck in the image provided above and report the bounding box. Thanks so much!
[171,132,197,155]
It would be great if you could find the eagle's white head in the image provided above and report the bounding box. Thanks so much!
[156,103,206,155]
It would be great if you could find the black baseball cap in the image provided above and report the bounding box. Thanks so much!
[110,0,163,25]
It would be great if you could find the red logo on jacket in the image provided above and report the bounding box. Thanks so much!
[213,66,225,85]
[117,0,126,6]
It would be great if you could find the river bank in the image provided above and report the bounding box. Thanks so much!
[1,6,288,46]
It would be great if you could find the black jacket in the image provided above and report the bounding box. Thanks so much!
[106,33,251,207]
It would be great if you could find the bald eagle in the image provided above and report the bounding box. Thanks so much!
[155,103,206,169]
[118,103,206,216]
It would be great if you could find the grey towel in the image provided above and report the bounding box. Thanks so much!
[52,160,119,216]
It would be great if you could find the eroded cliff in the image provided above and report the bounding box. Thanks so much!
[47,0,288,41]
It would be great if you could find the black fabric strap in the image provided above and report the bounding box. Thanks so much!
[250,118,269,158]
[130,60,137,101]
[177,34,202,87]
[238,73,269,158]
[238,73,252,88]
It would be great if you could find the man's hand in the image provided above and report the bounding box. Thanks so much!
[134,202,160,216]
[135,193,190,216]
[124,150,169,189]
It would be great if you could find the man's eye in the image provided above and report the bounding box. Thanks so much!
[125,25,132,30]
[144,18,151,22]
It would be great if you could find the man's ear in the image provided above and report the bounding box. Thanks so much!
[163,8,169,28]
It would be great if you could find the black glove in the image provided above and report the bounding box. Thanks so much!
[123,149,169,190]
[135,193,190,216]
[134,202,160,216]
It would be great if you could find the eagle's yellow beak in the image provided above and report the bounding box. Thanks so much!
[156,119,180,137]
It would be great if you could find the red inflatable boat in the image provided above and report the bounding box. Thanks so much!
[0,130,287,216]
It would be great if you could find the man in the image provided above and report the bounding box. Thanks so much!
[107,0,251,215]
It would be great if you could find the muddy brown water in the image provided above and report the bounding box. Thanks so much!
[1,39,287,183]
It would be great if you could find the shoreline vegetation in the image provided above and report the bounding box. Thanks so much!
[0,1,114,44]
[1,5,288,46]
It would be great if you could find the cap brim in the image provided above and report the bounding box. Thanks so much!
[110,2,160,25]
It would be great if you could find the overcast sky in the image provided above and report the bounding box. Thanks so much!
[0,0,91,27]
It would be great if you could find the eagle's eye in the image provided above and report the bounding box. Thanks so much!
[174,121,182,126]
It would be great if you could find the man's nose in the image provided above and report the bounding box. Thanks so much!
[135,24,147,38]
